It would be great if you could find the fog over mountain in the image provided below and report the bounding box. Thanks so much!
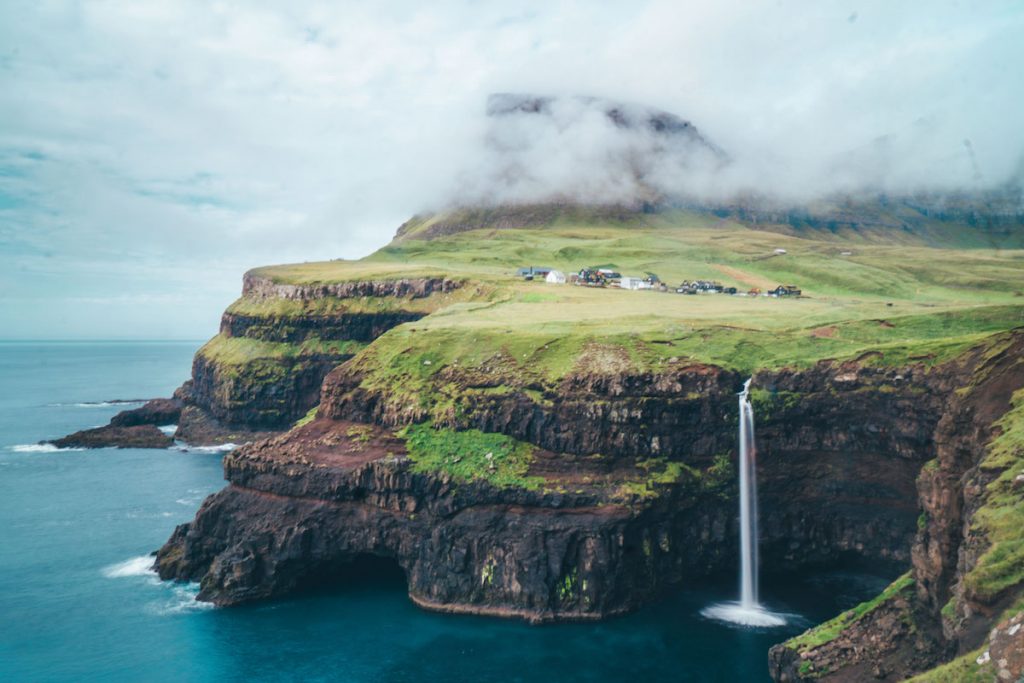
[1,1,1021,338]
[446,93,1024,210]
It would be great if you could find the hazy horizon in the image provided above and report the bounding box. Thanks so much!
[2,1,1022,339]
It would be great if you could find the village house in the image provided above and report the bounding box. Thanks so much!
[618,276,652,290]
[516,266,553,280]
[545,270,566,284]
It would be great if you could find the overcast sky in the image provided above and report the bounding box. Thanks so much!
[2,1,1021,339]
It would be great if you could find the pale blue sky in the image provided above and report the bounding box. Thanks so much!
[1,1,1021,339]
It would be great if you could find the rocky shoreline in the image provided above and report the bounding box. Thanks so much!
[50,264,1024,680]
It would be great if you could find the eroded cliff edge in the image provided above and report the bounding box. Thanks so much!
[156,325,1022,632]
[51,272,470,448]
[768,332,1024,682]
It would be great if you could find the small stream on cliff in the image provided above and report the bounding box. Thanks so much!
[0,342,895,682]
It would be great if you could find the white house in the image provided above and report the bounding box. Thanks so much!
[618,276,651,290]
[545,270,566,284]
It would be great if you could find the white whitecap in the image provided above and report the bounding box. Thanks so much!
[9,443,84,453]
[150,583,214,616]
[158,425,178,436]
[103,555,157,578]
[701,601,789,627]
[171,442,237,453]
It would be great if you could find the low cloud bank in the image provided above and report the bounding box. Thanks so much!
[441,93,1023,210]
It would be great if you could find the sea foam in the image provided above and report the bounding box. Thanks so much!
[9,443,84,453]
[151,583,214,616]
[102,555,156,578]
[172,443,237,453]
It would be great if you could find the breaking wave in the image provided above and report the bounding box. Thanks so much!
[171,443,237,453]
[102,555,156,578]
[9,443,84,453]
[150,583,214,616]
[103,555,214,615]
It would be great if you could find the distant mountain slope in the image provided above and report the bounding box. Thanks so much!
[398,196,1024,249]
[439,93,1024,248]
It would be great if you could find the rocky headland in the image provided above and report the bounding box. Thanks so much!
[54,199,1024,680]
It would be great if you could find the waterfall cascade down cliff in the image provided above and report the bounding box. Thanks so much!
[702,378,786,627]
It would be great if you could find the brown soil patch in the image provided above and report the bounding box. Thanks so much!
[241,418,406,469]
[572,342,633,375]
[713,264,776,289]
[811,325,839,338]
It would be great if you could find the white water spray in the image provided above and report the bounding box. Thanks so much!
[701,378,786,627]
[738,377,759,607]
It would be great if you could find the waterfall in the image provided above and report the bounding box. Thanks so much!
[700,378,785,627]
[738,378,759,608]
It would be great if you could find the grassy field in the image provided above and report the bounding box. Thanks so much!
[238,211,1023,400]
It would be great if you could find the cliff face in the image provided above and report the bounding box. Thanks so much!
[156,347,979,624]
[173,275,462,435]
[768,331,1024,682]
[181,351,341,431]
[156,420,720,620]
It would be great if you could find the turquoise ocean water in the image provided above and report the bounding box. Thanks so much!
[0,341,890,682]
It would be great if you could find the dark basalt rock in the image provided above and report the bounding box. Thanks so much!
[52,424,173,449]
[47,398,182,449]
[220,311,423,344]
[186,351,343,431]
[157,349,983,622]
[173,405,277,447]
[767,330,1024,681]
[241,273,461,301]
[109,398,182,428]
[156,420,729,620]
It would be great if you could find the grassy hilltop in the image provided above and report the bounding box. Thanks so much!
[238,207,1024,383]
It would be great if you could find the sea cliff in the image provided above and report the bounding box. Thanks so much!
[68,206,1024,679]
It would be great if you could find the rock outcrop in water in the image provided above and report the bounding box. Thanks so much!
[50,398,182,449]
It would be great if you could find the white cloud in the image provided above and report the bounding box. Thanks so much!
[0,0,1020,338]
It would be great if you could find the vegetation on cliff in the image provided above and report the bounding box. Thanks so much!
[785,573,915,654]
[963,387,1024,603]
[198,334,365,371]
[399,422,544,490]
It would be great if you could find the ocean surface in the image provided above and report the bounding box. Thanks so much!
[0,341,892,682]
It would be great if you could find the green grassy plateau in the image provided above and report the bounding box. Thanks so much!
[248,210,1023,383]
